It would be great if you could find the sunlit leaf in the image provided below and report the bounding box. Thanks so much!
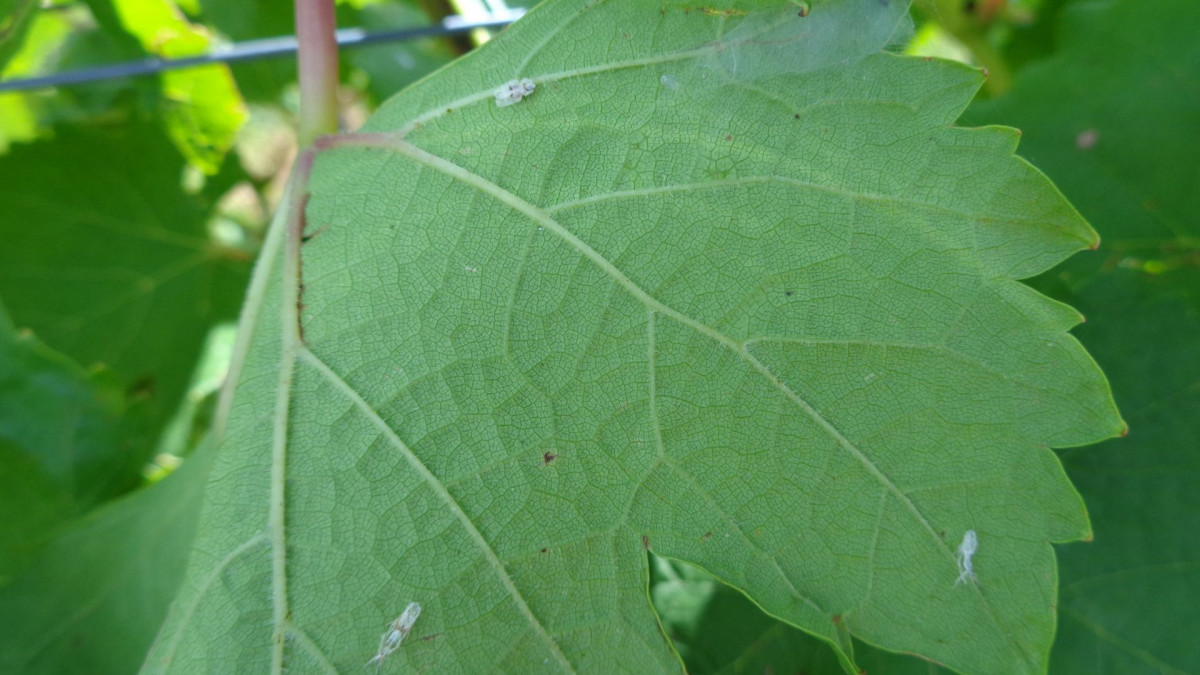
[0,0,38,73]
[104,0,248,172]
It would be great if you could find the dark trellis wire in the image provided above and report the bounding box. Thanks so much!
[0,10,524,93]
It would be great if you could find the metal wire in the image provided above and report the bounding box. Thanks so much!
[0,10,524,93]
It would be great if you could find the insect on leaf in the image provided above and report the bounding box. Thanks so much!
[145,1,1123,673]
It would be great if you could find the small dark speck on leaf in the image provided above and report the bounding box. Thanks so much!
[785,290,793,297]
[129,376,156,397]
[832,614,842,624]
[642,535,650,549]
[702,531,713,541]
[725,134,733,141]
[543,452,557,465]
[939,530,946,537]
[302,223,329,243]
[420,634,441,642]
[540,547,549,554]
[793,113,800,120]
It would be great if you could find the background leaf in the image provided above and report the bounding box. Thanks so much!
[0,122,252,442]
[964,1,1200,671]
[147,1,1122,673]
[0,0,38,72]
[0,439,215,674]
[0,303,142,584]
[101,0,248,172]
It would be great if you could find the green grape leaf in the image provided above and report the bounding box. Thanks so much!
[0,0,37,73]
[964,1,1200,672]
[0,304,142,583]
[652,555,943,674]
[147,1,1122,673]
[101,0,248,173]
[0,123,252,440]
[348,2,457,104]
[0,440,215,674]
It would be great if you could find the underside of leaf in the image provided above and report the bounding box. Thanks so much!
[144,1,1124,673]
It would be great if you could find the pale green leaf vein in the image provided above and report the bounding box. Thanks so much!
[153,535,271,666]
[296,346,576,673]
[286,624,338,674]
[544,176,1077,231]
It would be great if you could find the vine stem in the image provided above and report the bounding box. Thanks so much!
[296,0,340,145]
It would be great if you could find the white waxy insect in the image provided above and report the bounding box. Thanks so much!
[365,602,422,670]
[660,74,679,91]
[494,78,536,107]
[955,530,978,586]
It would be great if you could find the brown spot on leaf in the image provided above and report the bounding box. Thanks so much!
[1120,425,1130,438]
[702,531,713,541]
[832,614,842,624]
[420,633,441,642]
[543,451,557,465]
[725,134,733,141]
[302,223,329,243]
[128,375,156,398]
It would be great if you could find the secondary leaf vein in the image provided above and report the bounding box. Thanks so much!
[296,346,576,673]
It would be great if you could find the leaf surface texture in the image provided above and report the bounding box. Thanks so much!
[147,1,1123,672]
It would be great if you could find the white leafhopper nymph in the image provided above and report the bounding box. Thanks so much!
[955,530,978,586]
[495,78,536,107]
[366,602,422,670]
